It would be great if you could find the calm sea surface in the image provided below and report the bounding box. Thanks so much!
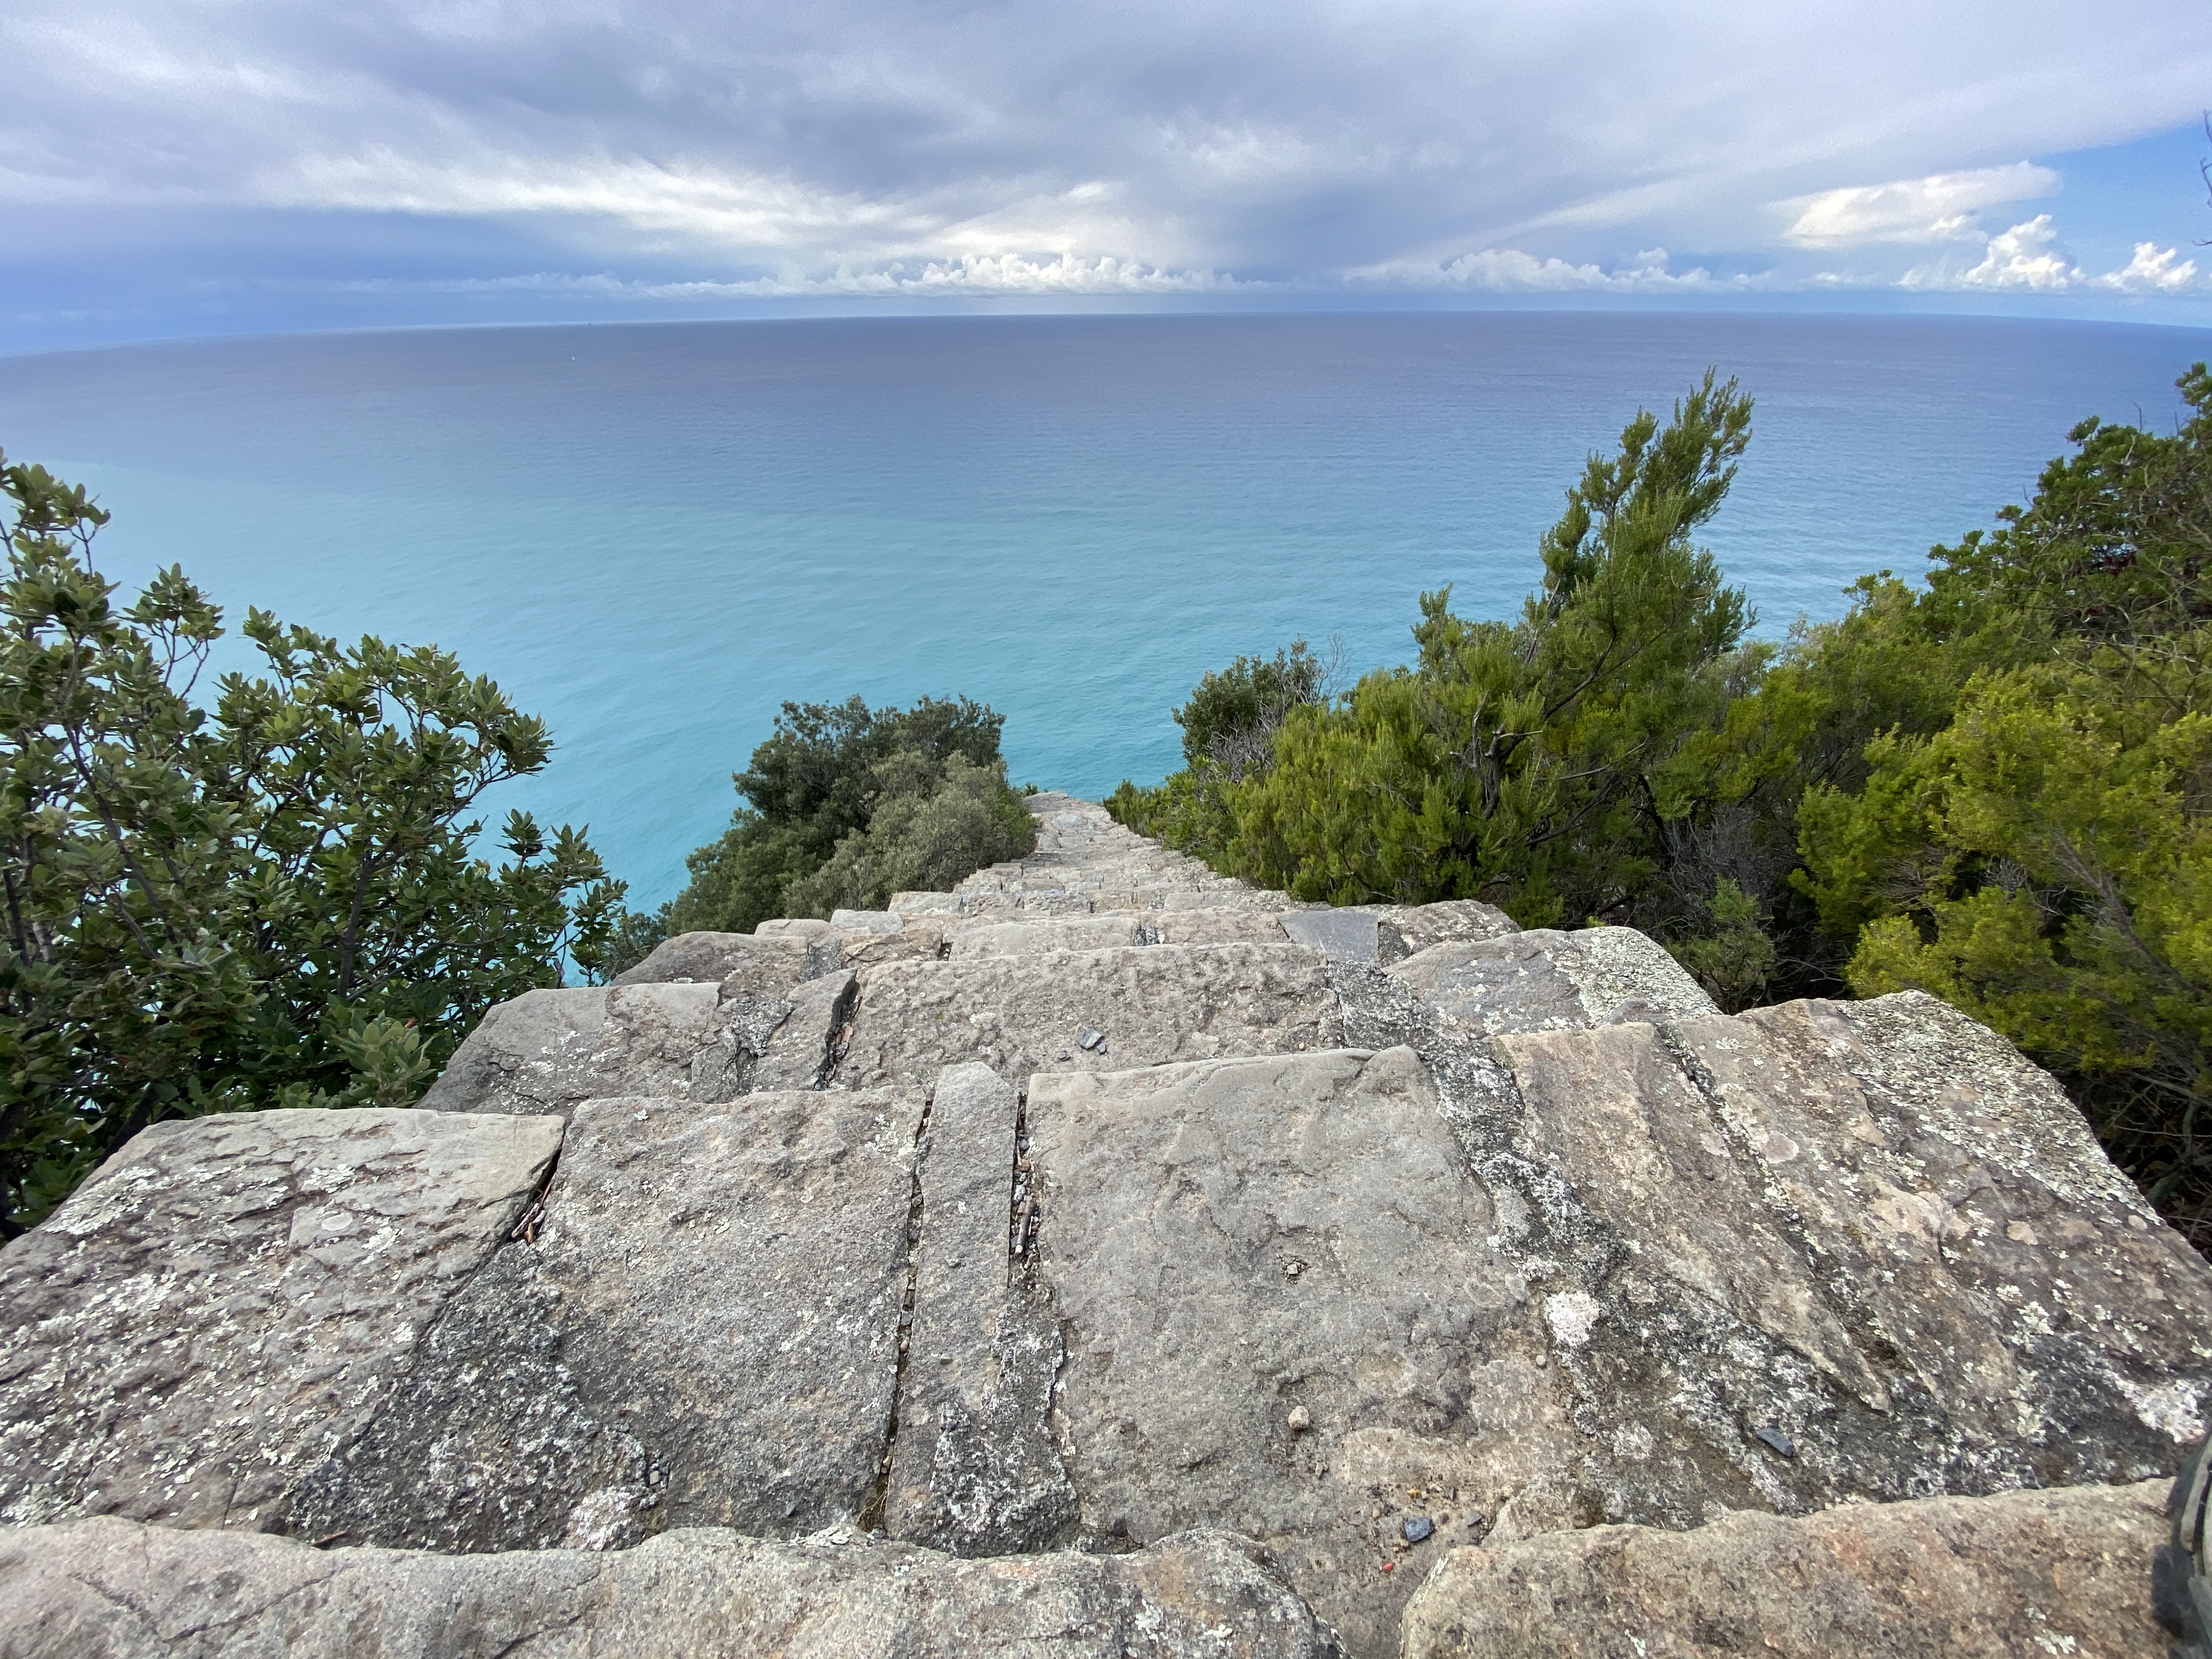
[2,312,2208,902]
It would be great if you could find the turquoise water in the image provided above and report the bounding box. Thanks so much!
[2,312,2208,903]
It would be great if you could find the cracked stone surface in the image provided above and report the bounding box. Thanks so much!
[1026,1047,1579,1659]
[612,930,823,991]
[834,943,1342,1091]
[296,1089,923,1550]
[1415,991,2212,1538]
[0,1517,1348,1659]
[1401,1479,2172,1659]
[416,982,726,1114]
[950,915,1143,957]
[1386,926,1717,1036]
[883,1063,1076,1555]
[0,1108,560,1531]
[284,1239,656,1553]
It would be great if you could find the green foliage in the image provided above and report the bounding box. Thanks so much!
[620,693,1035,952]
[1107,641,1334,854]
[1799,364,2212,1238]
[0,453,620,1231]
[1146,371,1767,941]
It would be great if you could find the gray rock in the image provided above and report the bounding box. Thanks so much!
[0,1108,561,1531]
[416,982,723,1115]
[1469,991,2212,1533]
[751,969,858,1091]
[290,1089,925,1550]
[285,1242,656,1553]
[1387,926,1716,1036]
[839,919,952,972]
[890,890,964,915]
[0,1516,1348,1659]
[1136,909,1293,946]
[1026,1047,1578,1659]
[951,916,1141,958]
[833,944,1342,1091]
[614,930,821,990]
[518,1090,924,1537]
[831,908,907,934]
[1400,1479,2172,1659]
[757,916,840,942]
[1279,907,1386,965]
[884,1063,1076,1554]
[1375,899,1519,953]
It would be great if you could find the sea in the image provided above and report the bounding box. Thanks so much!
[2,311,2208,905]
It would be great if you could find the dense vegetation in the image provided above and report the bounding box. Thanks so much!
[1111,364,2212,1245]
[0,454,623,1232]
[602,693,1036,975]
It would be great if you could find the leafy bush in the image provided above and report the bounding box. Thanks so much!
[1798,365,2212,1236]
[606,693,1034,968]
[0,454,620,1231]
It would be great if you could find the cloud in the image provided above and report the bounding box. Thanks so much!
[1900,216,2203,294]
[306,256,1244,298]
[1782,163,2058,245]
[1,0,2210,324]
[2092,241,2202,293]
[1356,246,1758,293]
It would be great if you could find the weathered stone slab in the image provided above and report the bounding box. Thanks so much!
[1470,991,2212,1536]
[950,915,1141,958]
[0,1517,1346,1659]
[1388,926,1716,1035]
[839,919,950,970]
[1400,1479,2171,1659]
[416,982,724,1115]
[884,1064,1075,1555]
[889,889,963,916]
[1280,906,1386,964]
[0,1108,561,1532]
[1137,908,1292,946]
[751,969,857,1091]
[1027,1048,1577,1659]
[613,930,822,990]
[1377,899,1519,955]
[831,908,906,934]
[289,1089,924,1551]
[834,944,1342,1091]
[285,1241,655,1553]
[1677,993,2212,1487]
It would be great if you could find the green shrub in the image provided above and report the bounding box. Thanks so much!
[613,692,1035,959]
[0,454,619,1231]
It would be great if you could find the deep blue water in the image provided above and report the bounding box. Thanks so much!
[2,312,2208,904]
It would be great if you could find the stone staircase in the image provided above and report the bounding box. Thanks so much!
[1,791,2205,1657]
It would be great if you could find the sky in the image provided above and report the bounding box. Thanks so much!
[3,1,2211,349]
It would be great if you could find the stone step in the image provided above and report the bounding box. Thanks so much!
[0,1107,561,1532]
[289,1088,924,1553]
[1384,924,1717,1033]
[1401,1479,2171,1659]
[1018,1045,1555,1657]
[0,1518,1340,1659]
[8,997,2208,1655]
[9,789,2202,1659]
[831,941,1343,1091]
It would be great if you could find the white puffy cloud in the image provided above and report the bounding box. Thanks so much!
[1900,216,2203,294]
[1781,162,2057,245]
[1355,246,1754,293]
[2092,241,2203,293]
